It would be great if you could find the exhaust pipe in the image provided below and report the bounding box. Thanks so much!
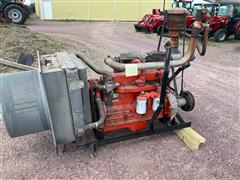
[196,26,208,56]
[180,26,208,57]
[75,53,112,80]
[104,9,208,72]
[104,39,197,71]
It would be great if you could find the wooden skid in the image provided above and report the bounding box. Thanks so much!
[175,127,206,150]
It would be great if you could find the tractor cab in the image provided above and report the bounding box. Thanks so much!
[192,3,217,16]
[172,0,193,11]
[208,3,240,41]
[185,2,216,29]
[216,4,240,26]
[216,4,240,19]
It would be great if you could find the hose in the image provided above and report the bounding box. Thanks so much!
[75,53,112,80]
[180,26,208,56]
[196,26,208,56]
[85,98,105,130]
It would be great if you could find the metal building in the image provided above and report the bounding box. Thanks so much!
[35,0,172,21]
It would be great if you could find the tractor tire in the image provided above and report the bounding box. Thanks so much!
[4,4,28,24]
[214,29,228,42]
[235,28,240,40]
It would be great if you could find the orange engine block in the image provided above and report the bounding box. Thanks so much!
[91,69,178,133]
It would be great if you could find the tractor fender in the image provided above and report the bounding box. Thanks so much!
[208,16,228,31]
[233,20,240,33]
[211,21,226,32]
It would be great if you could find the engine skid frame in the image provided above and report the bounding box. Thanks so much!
[77,113,191,155]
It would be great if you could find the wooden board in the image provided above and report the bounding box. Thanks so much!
[175,127,206,150]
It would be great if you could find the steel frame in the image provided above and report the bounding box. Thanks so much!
[77,113,191,155]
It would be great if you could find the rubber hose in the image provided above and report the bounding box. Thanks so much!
[75,53,112,80]
[85,98,105,130]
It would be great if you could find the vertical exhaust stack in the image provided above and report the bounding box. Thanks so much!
[167,8,189,54]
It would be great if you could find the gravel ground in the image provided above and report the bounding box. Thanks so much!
[0,20,240,179]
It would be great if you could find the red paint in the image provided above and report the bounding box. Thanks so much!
[134,10,164,33]
[233,19,240,33]
[97,69,173,133]
[208,16,228,31]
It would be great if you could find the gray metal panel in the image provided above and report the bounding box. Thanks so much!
[65,68,86,135]
[55,52,87,136]
[0,52,92,145]
[0,70,49,137]
[42,69,76,144]
[70,54,93,125]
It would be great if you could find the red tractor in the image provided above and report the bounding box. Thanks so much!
[207,2,240,41]
[134,0,194,33]
[134,9,164,33]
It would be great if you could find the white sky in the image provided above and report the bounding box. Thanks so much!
[24,0,35,6]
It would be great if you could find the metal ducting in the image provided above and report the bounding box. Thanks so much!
[1,70,50,138]
[0,52,93,148]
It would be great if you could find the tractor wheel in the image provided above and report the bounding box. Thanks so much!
[180,91,195,112]
[4,4,28,24]
[214,29,228,42]
[235,28,240,40]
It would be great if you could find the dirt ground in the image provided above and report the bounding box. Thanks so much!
[0,20,240,180]
[0,24,82,73]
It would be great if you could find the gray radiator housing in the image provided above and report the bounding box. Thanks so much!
[0,52,92,145]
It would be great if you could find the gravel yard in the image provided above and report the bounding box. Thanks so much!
[0,20,240,179]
